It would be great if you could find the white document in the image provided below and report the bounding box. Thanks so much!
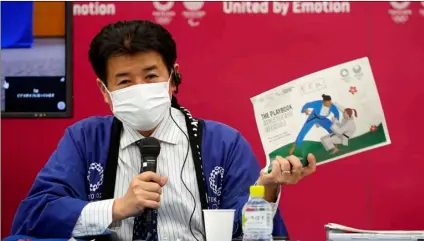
[328,233,424,241]
[326,223,424,234]
[251,57,391,166]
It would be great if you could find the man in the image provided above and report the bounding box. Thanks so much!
[289,94,340,155]
[11,20,317,241]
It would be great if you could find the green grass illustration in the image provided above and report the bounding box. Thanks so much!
[269,124,387,165]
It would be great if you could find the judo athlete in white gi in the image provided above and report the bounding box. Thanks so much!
[321,102,358,154]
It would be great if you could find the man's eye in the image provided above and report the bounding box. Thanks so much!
[118,80,131,85]
[146,74,158,80]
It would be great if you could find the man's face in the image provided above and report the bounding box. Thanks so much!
[323,100,332,107]
[96,51,178,108]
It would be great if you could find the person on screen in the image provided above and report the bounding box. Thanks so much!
[289,94,340,155]
[11,20,317,241]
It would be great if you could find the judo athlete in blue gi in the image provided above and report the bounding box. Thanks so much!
[10,20,317,241]
[289,94,340,155]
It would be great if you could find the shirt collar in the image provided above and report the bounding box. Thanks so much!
[120,109,182,149]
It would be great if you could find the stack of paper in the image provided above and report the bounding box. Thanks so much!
[326,223,424,241]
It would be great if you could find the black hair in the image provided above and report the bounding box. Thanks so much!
[322,94,332,101]
[88,20,177,85]
[171,95,180,108]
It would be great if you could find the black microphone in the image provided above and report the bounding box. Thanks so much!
[138,137,161,173]
[137,137,161,226]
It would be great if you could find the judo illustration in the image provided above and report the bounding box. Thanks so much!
[253,57,391,166]
[289,94,340,155]
[321,103,357,154]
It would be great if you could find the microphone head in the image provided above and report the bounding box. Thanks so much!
[138,137,161,158]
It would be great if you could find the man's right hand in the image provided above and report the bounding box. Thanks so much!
[304,109,310,115]
[112,172,168,222]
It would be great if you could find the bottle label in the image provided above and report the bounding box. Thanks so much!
[243,211,272,233]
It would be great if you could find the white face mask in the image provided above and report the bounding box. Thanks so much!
[103,75,172,131]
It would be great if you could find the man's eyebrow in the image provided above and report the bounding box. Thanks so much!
[143,65,158,71]
[114,65,158,78]
[115,72,130,78]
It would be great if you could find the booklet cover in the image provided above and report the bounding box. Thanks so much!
[251,57,391,166]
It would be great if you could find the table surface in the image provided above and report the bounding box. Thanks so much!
[232,238,291,241]
[4,235,294,241]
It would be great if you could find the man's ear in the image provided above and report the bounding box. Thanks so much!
[173,63,180,73]
[170,63,180,93]
[96,78,111,105]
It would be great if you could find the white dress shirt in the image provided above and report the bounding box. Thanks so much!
[72,107,280,241]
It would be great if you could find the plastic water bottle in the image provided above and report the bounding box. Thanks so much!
[242,185,273,241]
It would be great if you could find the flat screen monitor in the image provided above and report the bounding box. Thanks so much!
[1,2,73,118]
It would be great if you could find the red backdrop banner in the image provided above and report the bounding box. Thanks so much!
[2,2,424,240]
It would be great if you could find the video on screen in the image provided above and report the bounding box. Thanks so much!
[1,1,68,115]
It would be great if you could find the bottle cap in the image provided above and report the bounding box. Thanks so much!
[250,185,265,197]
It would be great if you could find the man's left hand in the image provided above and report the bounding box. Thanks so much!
[256,154,317,202]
